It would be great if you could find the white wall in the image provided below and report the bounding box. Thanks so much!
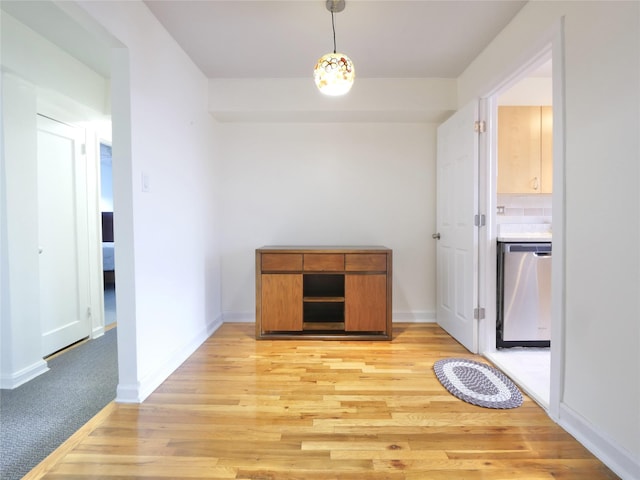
[78,1,222,402]
[459,2,640,478]
[0,73,48,387]
[209,73,457,326]
[217,122,436,322]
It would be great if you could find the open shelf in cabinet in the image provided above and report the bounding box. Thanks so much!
[303,274,344,298]
[303,301,344,323]
[303,274,344,330]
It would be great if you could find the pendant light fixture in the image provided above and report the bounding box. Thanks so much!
[313,0,355,96]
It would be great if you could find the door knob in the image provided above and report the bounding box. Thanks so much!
[432,233,441,240]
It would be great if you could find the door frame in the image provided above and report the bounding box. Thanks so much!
[477,21,565,421]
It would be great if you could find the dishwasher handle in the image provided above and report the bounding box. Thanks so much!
[502,243,552,254]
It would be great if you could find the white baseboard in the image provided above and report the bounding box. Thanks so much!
[0,359,49,389]
[559,403,639,480]
[221,311,437,324]
[115,314,224,403]
[222,311,254,323]
[115,383,142,403]
[92,325,105,338]
[393,311,436,323]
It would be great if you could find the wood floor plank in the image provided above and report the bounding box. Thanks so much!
[30,323,620,479]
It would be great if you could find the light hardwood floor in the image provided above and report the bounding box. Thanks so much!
[27,323,618,479]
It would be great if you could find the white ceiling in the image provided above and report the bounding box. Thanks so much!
[144,0,527,79]
[2,0,528,80]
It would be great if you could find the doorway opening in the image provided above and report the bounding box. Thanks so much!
[483,52,554,409]
[100,141,116,328]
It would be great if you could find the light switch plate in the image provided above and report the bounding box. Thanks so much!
[141,172,150,192]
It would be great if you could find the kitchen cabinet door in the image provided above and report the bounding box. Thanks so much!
[498,106,542,194]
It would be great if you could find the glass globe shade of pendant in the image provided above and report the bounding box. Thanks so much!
[313,52,355,96]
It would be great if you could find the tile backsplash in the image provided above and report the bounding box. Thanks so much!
[496,194,552,225]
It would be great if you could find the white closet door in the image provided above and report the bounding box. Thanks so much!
[38,115,90,356]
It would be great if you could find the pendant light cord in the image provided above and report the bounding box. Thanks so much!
[331,10,337,54]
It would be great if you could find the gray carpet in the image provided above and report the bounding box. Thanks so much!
[0,328,118,480]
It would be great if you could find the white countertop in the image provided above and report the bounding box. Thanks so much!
[497,224,552,242]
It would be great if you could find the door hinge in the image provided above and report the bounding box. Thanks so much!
[474,214,486,227]
[474,120,486,133]
[81,143,86,155]
[474,307,485,320]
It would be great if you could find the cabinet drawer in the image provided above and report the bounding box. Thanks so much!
[304,254,345,271]
[345,253,387,272]
[262,253,302,272]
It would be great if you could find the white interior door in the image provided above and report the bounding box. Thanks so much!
[435,101,480,353]
[38,115,90,356]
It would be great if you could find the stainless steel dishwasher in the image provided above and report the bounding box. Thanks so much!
[497,242,551,348]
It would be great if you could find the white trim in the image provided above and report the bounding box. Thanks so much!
[85,127,107,338]
[222,311,254,323]
[392,311,435,323]
[559,403,640,480]
[221,311,437,324]
[92,325,105,338]
[0,359,49,389]
[548,17,566,424]
[115,315,223,403]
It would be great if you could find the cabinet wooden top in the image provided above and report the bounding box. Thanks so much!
[257,246,391,254]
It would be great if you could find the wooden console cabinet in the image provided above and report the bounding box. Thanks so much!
[256,246,392,340]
